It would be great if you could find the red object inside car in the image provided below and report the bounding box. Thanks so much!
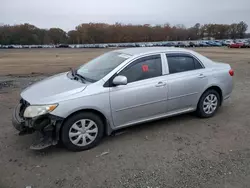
[229,69,234,76]
[142,65,149,72]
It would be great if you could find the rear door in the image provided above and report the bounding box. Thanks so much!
[109,54,168,127]
[165,53,209,112]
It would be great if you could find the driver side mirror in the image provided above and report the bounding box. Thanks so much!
[113,75,127,86]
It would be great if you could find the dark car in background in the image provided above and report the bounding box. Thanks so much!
[189,41,200,47]
[56,44,70,48]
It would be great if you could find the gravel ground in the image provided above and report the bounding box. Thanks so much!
[0,48,250,188]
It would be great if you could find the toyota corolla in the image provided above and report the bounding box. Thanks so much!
[12,47,233,151]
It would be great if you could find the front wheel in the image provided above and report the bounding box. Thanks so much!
[61,112,104,151]
[12,104,25,131]
[196,90,220,118]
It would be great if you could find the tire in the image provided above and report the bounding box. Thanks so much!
[12,104,25,131]
[61,112,104,151]
[196,89,220,118]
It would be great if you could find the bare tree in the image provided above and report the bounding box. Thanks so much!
[0,22,248,45]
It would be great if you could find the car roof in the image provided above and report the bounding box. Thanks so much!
[115,47,192,56]
[115,47,215,68]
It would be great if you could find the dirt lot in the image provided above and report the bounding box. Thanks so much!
[0,48,250,188]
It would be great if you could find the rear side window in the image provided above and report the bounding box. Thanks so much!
[166,54,203,74]
[194,58,203,69]
[119,55,162,83]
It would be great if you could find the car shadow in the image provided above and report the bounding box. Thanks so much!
[109,112,195,138]
[28,112,196,155]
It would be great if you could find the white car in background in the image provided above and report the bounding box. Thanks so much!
[224,40,234,46]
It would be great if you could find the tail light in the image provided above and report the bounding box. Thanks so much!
[229,69,234,76]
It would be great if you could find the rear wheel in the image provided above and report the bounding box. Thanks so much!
[196,89,220,118]
[61,112,104,151]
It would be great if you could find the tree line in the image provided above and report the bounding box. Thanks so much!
[0,21,248,45]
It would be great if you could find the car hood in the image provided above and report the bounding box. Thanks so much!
[21,72,88,104]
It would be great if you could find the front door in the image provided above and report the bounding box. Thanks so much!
[109,54,168,127]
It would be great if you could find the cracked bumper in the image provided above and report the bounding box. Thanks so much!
[12,101,64,149]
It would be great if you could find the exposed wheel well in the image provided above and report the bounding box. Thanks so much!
[203,86,223,105]
[60,109,108,136]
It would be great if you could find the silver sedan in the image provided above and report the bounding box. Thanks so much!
[12,47,234,151]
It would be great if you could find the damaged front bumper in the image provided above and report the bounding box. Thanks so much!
[12,99,64,150]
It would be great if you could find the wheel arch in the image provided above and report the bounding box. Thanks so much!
[60,108,112,137]
[200,85,223,106]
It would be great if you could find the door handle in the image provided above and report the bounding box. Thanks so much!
[155,81,166,87]
[198,74,206,78]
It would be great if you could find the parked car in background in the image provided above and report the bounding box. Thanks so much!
[223,40,234,46]
[2,39,250,49]
[163,42,175,47]
[189,41,195,47]
[242,42,250,48]
[229,42,244,48]
[145,43,154,47]
[183,41,191,47]
[234,39,246,43]
[189,41,200,47]
[206,41,214,46]
[215,40,222,43]
[207,41,222,47]
[199,41,210,47]
[12,47,234,151]
[175,42,186,47]
[56,44,70,48]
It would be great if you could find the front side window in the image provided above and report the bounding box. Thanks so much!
[77,52,130,82]
[119,55,162,83]
[166,54,203,74]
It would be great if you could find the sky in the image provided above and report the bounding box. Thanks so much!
[1,0,250,31]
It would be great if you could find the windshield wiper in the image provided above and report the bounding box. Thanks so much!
[70,68,76,77]
[70,68,85,83]
[76,72,87,83]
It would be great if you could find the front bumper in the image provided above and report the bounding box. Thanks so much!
[12,100,64,149]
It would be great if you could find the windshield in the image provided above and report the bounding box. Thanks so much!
[77,51,130,82]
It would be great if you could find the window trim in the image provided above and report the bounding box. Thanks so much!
[104,53,164,87]
[165,52,205,74]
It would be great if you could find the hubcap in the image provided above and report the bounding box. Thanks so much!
[69,119,98,146]
[203,94,218,114]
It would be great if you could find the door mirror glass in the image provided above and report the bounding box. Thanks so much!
[113,75,127,86]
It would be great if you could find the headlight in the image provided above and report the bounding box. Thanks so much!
[23,104,58,118]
